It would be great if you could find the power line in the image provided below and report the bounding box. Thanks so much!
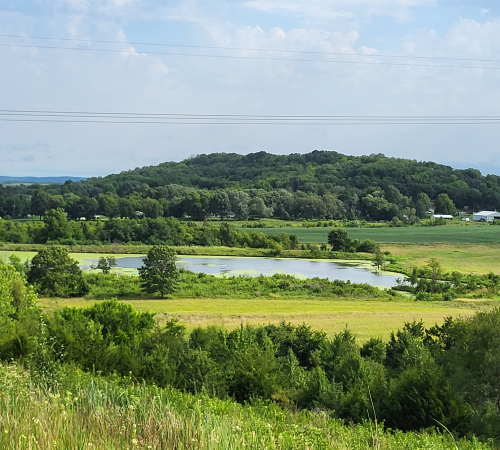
[2,33,500,64]
[2,118,500,124]
[0,109,500,121]
[1,110,500,125]
[1,42,499,70]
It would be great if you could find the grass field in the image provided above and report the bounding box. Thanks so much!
[40,297,489,341]
[244,224,500,244]
[383,243,500,274]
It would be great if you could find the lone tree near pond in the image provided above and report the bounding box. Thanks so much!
[139,245,179,297]
[94,256,117,274]
[372,249,386,273]
[27,246,88,297]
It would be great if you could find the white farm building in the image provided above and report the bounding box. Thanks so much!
[431,214,454,220]
[473,211,500,222]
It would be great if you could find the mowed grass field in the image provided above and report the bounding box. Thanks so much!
[40,297,488,341]
[244,224,500,244]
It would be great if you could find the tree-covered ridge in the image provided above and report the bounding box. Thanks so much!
[88,150,499,204]
[1,150,499,221]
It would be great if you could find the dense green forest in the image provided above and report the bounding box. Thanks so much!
[1,151,499,222]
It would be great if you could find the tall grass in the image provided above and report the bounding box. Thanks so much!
[0,363,491,450]
[84,271,397,300]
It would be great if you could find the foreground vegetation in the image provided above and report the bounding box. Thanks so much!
[5,291,500,441]
[1,364,490,450]
[4,255,500,445]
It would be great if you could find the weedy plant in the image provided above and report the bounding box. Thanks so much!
[0,363,493,450]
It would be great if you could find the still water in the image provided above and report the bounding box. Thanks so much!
[83,256,401,288]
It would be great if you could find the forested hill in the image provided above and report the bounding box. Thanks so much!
[87,150,499,205]
[1,150,500,222]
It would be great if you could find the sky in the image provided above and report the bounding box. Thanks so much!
[1,0,500,177]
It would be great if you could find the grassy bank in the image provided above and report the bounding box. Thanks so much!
[40,297,486,341]
[0,363,488,450]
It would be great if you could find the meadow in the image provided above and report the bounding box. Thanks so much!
[243,223,500,244]
[382,243,500,275]
[40,297,486,341]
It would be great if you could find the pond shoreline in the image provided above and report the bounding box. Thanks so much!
[1,248,403,287]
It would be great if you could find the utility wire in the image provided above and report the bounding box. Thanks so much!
[1,110,500,125]
[2,118,500,124]
[0,42,499,70]
[2,109,500,120]
[2,33,500,64]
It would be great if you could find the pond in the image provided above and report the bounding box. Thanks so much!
[81,255,401,288]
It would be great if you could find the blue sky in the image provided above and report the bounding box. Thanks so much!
[1,0,500,176]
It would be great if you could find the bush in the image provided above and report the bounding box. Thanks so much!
[357,239,379,253]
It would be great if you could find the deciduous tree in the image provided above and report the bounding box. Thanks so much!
[27,247,88,297]
[138,245,179,297]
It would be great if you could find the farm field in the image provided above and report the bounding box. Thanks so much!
[383,243,500,274]
[244,224,500,244]
[40,297,487,341]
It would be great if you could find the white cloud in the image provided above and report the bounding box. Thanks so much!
[205,23,361,55]
[58,0,142,14]
[113,0,140,6]
[243,1,352,21]
[445,18,500,57]
[243,0,437,21]
[1,0,500,176]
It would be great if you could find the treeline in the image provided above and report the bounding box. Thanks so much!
[2,150,500,221]
[0,212,298,249]
[4,263,500,439]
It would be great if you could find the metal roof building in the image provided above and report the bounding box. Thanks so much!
[473,211,500,222]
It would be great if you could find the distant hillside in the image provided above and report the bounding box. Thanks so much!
[1,151,499,221]
[87,150,497,202]
[0,176,87,185]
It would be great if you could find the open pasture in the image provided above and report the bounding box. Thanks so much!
[40,297,486,341]
[245,224,500,244]
[383,243,500,275]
